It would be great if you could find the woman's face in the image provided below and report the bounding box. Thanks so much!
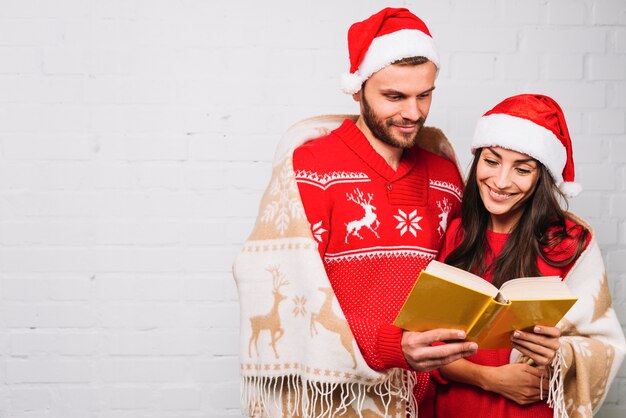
[476,147,541,233]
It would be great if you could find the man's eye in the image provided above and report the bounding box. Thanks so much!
[386,95,401,100]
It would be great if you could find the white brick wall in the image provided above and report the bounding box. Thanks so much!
[0,0,623,416]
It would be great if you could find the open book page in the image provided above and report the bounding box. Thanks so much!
[498,276,569,301]
[425,260,498,298]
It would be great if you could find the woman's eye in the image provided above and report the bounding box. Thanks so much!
[516,168,531,175]
[483,159,498,166]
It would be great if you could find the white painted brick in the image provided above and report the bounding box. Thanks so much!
[208,381,241,411]
[548,0,586,24]
[101,387,154,410]
[0,75,42,103]
[591,219,620,246]
[95,221,181,246]
[545,55,584,80]
[190,356,239,383]
[209,329,239,356]
[611,140,626,163]
[8,387,51,411]
[183,275,238,303]
[95,134,189,161]
[592,0,626,24]
[570,192,609,218]
[158,387,201,410]
[99,275,183,302]
[0,163,93,190]
[2,248,95,272]
[3,134,95,160]
[9,331,97,356]
[0,19,64,46]
[577,164,616,191]
[40,76,84,104]
[610,82,626,107]
[590,55,626,81]
[92,0,137,19]
[1,0,44,18]
[87,49,133,75]
[428,26,517,53]
[500,0,544,24]
[1,274,89,303]
[98,303,184,329]
[1,278,48,301]
[522,82,606,108]
[523,28,606,53]
[620,221,626,244]
[42,105,89,133]
[500,54,540,80]
[0,47,41,73]
[3,303,96,328]
[2,192,95,219]
[608,250,626,275]
[184,303,240,330]
[6,359,92,384]
[616,29,626,54]
[611,195,626,217]
[0,106,43,132]
[588,110,625,134]
[0,220,91,246]
[42,47,85,75]
[106,332,201,356]
[98,359,187,383]
[450,0,498,23]
[136,164,182,190]
[575,138,610,163]
[451,54,497,80]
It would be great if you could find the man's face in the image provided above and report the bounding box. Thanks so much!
[356,62,437,149]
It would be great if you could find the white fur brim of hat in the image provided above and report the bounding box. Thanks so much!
[472,113,582,197]
[341,29,439,94]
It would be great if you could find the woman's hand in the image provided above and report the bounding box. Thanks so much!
[482,363,549,405]
[439,359,549,405]
[511,325,561,366]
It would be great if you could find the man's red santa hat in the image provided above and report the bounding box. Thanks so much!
[341,7,439,94]
[472,94,582,197]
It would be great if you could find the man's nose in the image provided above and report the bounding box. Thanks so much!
[400,100,421,122]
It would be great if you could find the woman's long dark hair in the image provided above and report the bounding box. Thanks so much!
[445,148,589,288]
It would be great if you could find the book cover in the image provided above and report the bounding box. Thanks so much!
[393,261,578,348]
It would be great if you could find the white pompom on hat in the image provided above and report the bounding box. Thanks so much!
[471,94,582,197]
[341,7,439,95]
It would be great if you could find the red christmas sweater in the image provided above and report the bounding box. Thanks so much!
[293,119,463,402]
[430,217,590,418]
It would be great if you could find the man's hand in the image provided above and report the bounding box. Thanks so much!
[401,329,478,372]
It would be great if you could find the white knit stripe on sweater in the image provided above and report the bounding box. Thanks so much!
[295,169,371,190]
[429,179,462,202]
[324,245,438,263]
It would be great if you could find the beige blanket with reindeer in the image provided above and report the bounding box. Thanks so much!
[528,214,626,417]
[232,115,460,418]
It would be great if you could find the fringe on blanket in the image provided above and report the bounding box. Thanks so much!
[548,349,569,418]
[241,369,417,418]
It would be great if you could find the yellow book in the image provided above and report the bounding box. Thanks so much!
[393,260,578,349]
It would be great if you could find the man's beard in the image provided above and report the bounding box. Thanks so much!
[362,91,425,150]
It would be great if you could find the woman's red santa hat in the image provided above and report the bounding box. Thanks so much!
[471,94,582,197]
[341,7,440,94]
